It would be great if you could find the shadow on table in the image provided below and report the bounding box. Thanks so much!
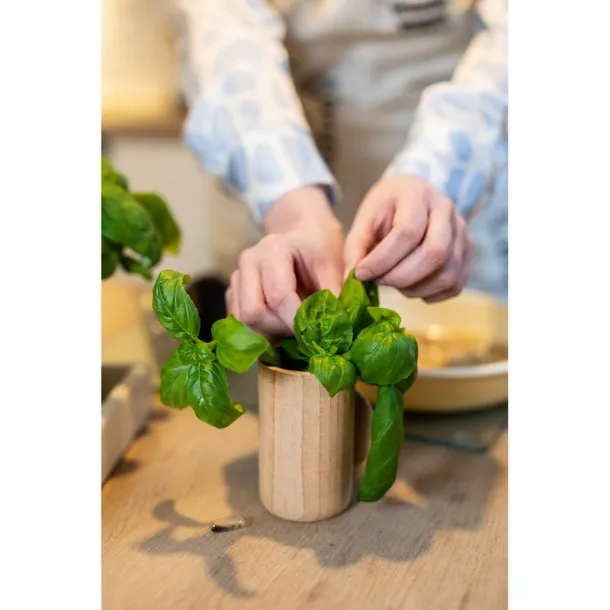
[137,440,501,598]
[106,409,171,481]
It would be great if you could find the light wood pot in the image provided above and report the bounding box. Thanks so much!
[258,364,372,522]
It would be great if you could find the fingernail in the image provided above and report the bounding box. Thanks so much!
[355,267,372,282]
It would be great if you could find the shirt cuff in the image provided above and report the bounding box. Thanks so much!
[384,136,492,220]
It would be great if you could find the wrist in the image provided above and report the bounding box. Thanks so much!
[262,185,341,235]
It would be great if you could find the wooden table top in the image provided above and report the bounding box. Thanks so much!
[102,381,507,610]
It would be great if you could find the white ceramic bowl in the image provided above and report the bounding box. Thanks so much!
[356,288,508,413]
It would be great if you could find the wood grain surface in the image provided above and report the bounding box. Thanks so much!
[102,396,507,610]
[258,365,357,522]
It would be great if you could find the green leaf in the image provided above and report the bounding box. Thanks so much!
[187,360,245,428]
[160,342,215,408]
[152,270,201,341]
[401,330,419,362]
[340,269,374,334]
[101,251,119,279]
[101,157,129,191]
[349,322,418,386]
[279,338,308,362]
[397,367,418,394]
[211,314,269,374]
[102,183,163,266]
[133,192,182,255]
[358,384,404,502]
[259,342,281,367]
[120,255,153,280]
[367,306,401,329]
[293,290,353,357]
[309,354,357,398]
[101,236,120,279]
[160,343,243,428]
[364,280,379,307]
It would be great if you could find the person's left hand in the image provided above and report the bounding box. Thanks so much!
[343,174,474,303]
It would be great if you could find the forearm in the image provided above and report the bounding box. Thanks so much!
[176,0,339,222]
[262,186,342,235]
[385,0,507,218]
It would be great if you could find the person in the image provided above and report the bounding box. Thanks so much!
[174,0,507,337]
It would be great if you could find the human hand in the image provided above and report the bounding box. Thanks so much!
[226,186,344,337]
[344,175,474,303]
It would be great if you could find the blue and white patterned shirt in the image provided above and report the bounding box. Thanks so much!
[177,0,507,222]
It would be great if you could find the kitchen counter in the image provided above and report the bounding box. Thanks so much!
[102,370,507,610]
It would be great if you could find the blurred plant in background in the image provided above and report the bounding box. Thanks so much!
[101,157,181,281]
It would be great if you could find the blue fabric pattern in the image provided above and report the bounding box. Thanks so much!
[177,0,505,228]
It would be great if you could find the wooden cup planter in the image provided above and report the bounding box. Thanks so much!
[258,364,372,522]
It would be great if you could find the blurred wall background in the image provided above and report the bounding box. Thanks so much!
[102,0,219,365]
[102,0,220,281]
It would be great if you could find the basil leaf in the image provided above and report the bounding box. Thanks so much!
[364,280,379,307]
[278,350,309,372]
[259,342,281,367]
[279,338,308,362]
[160,342,243,428]
[152,270,201,341]
[101,236,119,279]
[211,314,269,373]
[367,306,401,329]
[401,330,419,362]
[133,192,182,255]
[102,183,163,266]
[120,255,153,280]
[160,341,215,408]
[102,157,129,191]
[397,367,418,394]
[102,251,118,279]
[309,354,357,398]
[349,324,418,386]
[340,270,373,334]
[354,319,397,341]
[293,289,353,357]
[358,384,404,502]
[187,360,245,428]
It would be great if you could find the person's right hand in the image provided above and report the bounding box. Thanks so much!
[226,186,344,338]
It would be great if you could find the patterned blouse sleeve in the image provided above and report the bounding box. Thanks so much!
[176,0,340,222]
[384,0,508,219]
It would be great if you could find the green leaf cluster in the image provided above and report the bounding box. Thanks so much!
[101,157,181,281]
[152,271,270,428]
[152,268,419,502]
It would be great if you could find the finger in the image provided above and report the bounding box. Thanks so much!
[355,195,428,282]
[260,254,302,331]
[225,287,233,316]
[378,196,455,289]
[421,240,472,304]
[343,204,380,275]
[423,289,462,304]
[226,271,239,318]
[403,218,469,300]
[455,229,475,288]
[237,256,289,336]
[312,259,344,297]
